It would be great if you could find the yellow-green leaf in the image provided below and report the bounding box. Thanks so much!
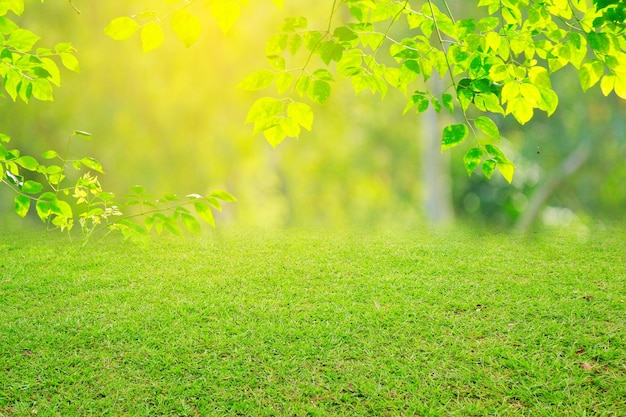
[474,116,500,140]
[60,53,80,73]
[287,102,314,131]
[171,9,202,47]
[579,59,604,91]
[210,0,241,34]
[441,124,468,151]
[600,73,615,96]
[104,17,139,40]
[238,70,274,91]
[497,161,515,183]
[141,22,163,53]
[463,147,483,176]
[14,194,30,218]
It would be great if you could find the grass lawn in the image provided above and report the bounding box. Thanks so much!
[0,225,625,416]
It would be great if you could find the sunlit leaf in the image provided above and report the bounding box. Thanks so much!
[41,150,58,159]
[60,52,80,72]
[210,0,241,34]
[22,180,43,194]
[497,161,515,183]
[474,116,500,140]
[171,9,202,47]
[141,22,163,53]
[579,59,604,91]
[31,78,53,101]
[80,157,104,173]
[441,93,454,113]
[194,201,215,227]
[287,102,314,131]
[309,80,331,104]
[14,194,30,217]
[7,28,39,51]
[210,189,237,202]
[181,213,201,235]
[481,159,496,179]
[463,147,483,176]
[238,70,274,91]
[15,156,39,171]
[104,17,139,40]
[441,124,468,151]
[275,72,294,94]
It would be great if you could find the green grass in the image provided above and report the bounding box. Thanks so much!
[1,225,625,416]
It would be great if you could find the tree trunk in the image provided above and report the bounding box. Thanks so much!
[421,78,454,224]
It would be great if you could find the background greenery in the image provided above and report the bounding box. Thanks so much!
[0,0,624,230]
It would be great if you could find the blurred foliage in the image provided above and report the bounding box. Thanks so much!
[1,1,624,230]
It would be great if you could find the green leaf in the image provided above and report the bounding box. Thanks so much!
[497,161,515,183]
[442,93,454,113]
[287,102,314,131]
[463,147,483,176]
[0,16,17,34]
[579,59,604,91]
[275,72,294,94]
[119,219,149,240]
[266,33,288,56]
[104,17,140,40]
[141,22,163,53]
[507,97,533,125]
[130,185,146,195]
[31,78,53,101]
[22,180,43,194]
[441,124,469,151]
[309,80,331,104]
[587,32,610,54]
[80,157,104,173]
[181,213,202,235]
[600,73,615,96]
[210,189,237,202]
[15,156,39,171]
[281,16,307,32]
[210,0,241,33]
[14,194,30,217]
[7,28,39,51]
[1,0,24,16]
[41,150,58,159]
[194,201,215,227]
[162,193,180,201]
[319,40,343,65]
[39,58,61,86]
[481,159,496,179]
[238,70,274,91]
[473,116,500,140]
[245,97,284,134]
[171,9,202,47]
[485,144,509,163]
[60,52,80,73]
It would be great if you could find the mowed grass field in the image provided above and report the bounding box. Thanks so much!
[1,225,625,416]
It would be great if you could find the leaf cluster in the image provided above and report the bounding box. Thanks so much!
[234,0,625,182]
[0,0,79,102]
[1,1,238,242]
[1,132,236,242]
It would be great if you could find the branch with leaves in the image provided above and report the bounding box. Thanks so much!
[231,0,625,183]
[1,131,236,243]
[1,0,236,242]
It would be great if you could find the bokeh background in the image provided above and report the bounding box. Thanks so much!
[1,1,625,232]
